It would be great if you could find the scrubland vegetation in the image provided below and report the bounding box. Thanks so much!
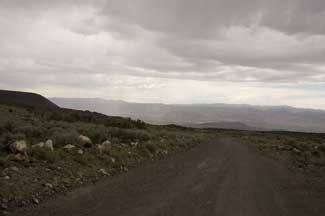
[0,105,213,213]
[242,131,325,173]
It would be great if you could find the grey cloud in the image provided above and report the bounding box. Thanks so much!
[99,0,325,38]
[74,0,325,83]
[259,0,325,35]
[100,0,260,39]
[1,0,325,89]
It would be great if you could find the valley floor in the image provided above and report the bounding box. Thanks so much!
[16,137,325,216]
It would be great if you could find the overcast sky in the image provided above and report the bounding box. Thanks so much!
[1,0,325,109]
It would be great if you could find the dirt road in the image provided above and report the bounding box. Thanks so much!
[19,138,325,216]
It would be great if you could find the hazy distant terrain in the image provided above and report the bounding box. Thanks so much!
[189,121,258,131]
[51,98,325,133]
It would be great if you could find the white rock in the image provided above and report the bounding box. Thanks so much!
[98,168,109,176]
[32,142,44,148]
[97,140,112,154]
[102,140,111,146]
[44,183,53,189]
[77,149,84,155]
[131,141,138,146]
[32,197,39,204]
[79,135,92,148]
[9,140,27,154]
[111,157,116,163]
[44,139,54,151]
[293,148,301,154]
[63,144,75,150]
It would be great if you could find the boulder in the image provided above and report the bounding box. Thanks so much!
[102,140,112,146]
[44,139,54,151]
[96,140,112,154]
[79,135,92,148]
[77,149,84,155]
[9,140,27,154]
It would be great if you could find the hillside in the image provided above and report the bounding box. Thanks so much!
[51,98,325,133]
[0,90,58,109]
[188,121,258,131]
[0,101,210,213]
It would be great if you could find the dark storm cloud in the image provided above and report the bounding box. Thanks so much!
[71,0,325,83]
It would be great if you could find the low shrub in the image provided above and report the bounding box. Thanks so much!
[319,144,325,152]
[72,153,96,166]
[14,125,45,138]
[0,152,7,166]
[0,124,4,136]
[0,132,26,151]
[29,148,60,163]
[75,124,109,144]
[3,121,16,132]
[144,142,157,154]
[46,121,71,130]
[49,128,79,147]
[109,128,151,143]
[108,147,130,165]
[45,108,147,129]
[111,137,120,144]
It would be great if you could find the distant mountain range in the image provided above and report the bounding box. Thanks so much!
[6,89,320,132]
[51,97,325,133]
